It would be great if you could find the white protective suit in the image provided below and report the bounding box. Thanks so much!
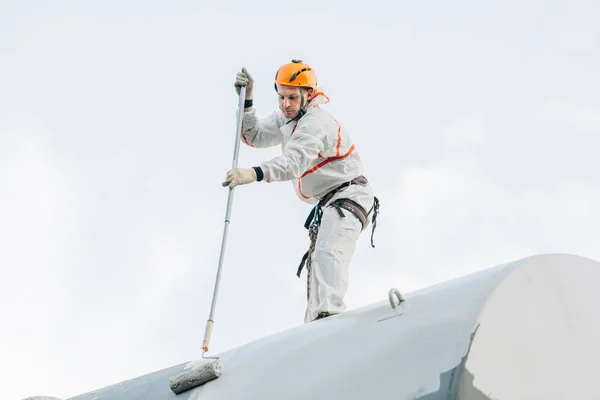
[240,92,375,322]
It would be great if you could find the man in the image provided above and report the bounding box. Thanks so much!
[222,60,379,323]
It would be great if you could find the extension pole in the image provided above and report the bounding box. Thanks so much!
[202,85,247,355]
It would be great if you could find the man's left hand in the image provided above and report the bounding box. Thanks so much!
[222,168,257,189]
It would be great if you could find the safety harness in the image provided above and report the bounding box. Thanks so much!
[296,175,380,280]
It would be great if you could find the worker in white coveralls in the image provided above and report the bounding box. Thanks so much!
[222,60,379,323]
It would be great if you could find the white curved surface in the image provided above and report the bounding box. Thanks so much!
[458,253,600,399]
[57,253,600,400]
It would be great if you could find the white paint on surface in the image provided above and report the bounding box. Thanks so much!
[461,253,600,399]
[61,254,600,400]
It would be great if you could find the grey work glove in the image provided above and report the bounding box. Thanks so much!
[234,68,254,99]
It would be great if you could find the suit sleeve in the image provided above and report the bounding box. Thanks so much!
[239,107,284,148]
[259,116,325,182]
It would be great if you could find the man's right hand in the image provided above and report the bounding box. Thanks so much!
[234,67,254,99]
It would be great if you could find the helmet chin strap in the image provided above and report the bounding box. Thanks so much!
[298,90,307,118]
[285,89,308,124]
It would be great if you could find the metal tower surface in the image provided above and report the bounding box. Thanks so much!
[31,253,600,400]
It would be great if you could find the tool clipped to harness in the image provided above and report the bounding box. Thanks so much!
[303,202,322,230]
[370,196,379,247]
[297,202,322,277]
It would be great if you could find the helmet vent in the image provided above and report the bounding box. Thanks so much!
[289,67,312,83]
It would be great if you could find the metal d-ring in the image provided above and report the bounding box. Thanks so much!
[388,288,404,309]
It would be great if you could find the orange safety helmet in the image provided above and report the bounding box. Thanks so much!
[274,60,318,91]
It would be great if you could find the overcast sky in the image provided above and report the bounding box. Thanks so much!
[1,1,599,399]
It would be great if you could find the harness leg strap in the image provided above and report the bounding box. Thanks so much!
[296,178,380,278]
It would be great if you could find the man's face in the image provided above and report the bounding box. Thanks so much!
[277,85,309,119]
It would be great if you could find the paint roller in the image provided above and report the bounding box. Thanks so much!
[168,83,247,394]
[168,359,222,394]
